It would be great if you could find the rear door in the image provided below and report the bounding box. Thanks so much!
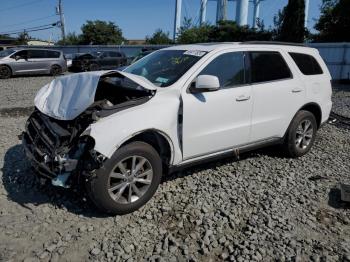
[182,51,253,159]
[27,50,50,73]
[248,50,306,142]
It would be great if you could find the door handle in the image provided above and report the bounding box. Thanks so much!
[292,88,302,93]
[236,95,250,101]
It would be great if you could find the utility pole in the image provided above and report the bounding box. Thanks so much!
[57,0,66,43]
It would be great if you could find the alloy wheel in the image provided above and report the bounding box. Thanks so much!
[108,155,153,204]
[295,119,314,150]
[0,66,11,79]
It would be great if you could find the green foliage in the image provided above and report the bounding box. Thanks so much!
[57,32,81,45]
[16,32,29,45]
[176,23,213,44]
[274,0,306,42]
[80,20,124,45]
[146,29,172,44]
[176,20,272,44]
[313,0,350,42]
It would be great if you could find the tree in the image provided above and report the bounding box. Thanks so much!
[176,20,272,44]
[57,32,81,45]
[313,0,350,42]
[80,20,124,45]
[17,31,29,45]
[146,29,172,44]
[176,24,213,44]
[274,0,306,42]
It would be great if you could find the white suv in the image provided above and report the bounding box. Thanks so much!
[23,42,332,214]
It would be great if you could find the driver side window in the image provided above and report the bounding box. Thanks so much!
[199,52,245,89]
[11,50,28,59]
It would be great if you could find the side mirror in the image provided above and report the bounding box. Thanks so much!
[191,75,220,93]
[15,55,21,61]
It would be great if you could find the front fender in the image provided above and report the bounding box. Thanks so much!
[86,91,182,165]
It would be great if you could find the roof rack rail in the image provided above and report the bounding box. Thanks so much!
[241,41,306,47]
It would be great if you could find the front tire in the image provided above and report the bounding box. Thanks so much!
[283,110,317,158]
[87,141,162,215]
[0,65,12,79]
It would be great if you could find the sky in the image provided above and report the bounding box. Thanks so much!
[0,0,323,42]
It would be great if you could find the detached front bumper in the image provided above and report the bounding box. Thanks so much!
[22,132,57,178]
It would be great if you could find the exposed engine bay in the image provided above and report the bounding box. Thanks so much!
[22,72,155,187]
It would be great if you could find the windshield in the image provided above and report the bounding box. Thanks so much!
[124,50,207,87]
[0,49,16,58]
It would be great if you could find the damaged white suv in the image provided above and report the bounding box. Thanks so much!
[23,42,332,214]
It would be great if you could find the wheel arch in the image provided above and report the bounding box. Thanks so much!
[283,102,323,139]
[118,129,175,171]
[299,102,322,128]
[0,64,12,75]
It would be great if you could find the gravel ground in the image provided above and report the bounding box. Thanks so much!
[0,76,350,261]
[333,84,350,118]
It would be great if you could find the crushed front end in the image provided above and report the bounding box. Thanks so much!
[22,108,103,187]
[22,70,156,188]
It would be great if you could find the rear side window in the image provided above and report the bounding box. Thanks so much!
[289,52,323,75]
[199,52,245,88]
[249,51,292,83]
[28,50,47,59]
[47,51,60,58]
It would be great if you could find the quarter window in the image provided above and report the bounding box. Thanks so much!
[199,52,245,88]
[249,51,292,83]
[289,52,323,75]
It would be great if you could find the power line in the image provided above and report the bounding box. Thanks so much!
[0,22,59,35]
[0,0,45,13]
[1,15,57,29]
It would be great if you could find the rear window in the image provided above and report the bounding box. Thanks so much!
[289,52,323,75]
[249,51,292,83]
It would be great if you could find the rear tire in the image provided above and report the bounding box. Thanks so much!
[86,141,162,215]
[50,65,62,76]
[283,110,317,158]
[0,65,12,79]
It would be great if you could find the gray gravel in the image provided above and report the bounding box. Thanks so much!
[0,76,349,261]
[333,84,350,118]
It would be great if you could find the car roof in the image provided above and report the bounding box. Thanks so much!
[14,48,62,52]
[163,42,318,54]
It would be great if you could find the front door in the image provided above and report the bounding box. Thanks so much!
[182,51,253,160]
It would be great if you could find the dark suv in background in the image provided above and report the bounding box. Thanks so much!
[70,51,127,72]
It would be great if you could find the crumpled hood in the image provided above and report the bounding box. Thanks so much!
[34,70,156,121]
